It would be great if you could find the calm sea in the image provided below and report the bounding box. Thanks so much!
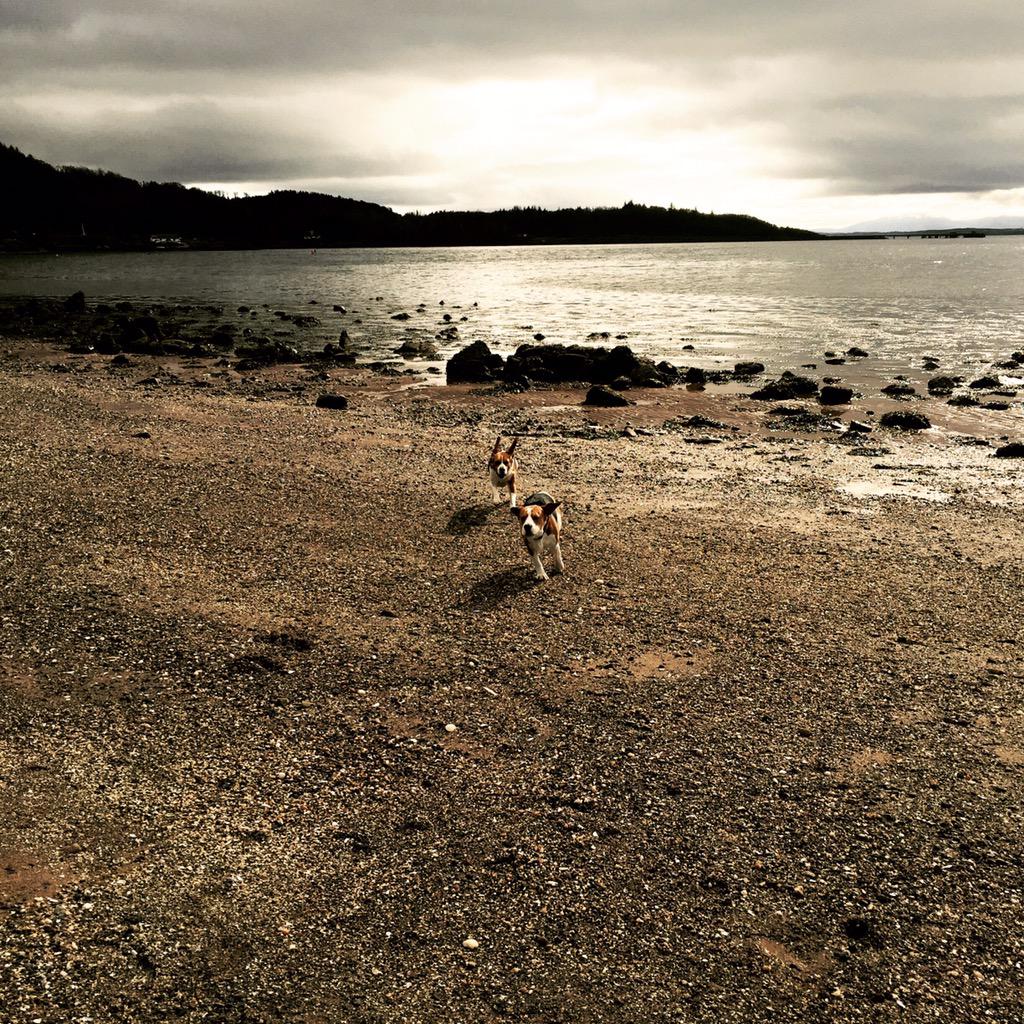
[2,238,1023,387]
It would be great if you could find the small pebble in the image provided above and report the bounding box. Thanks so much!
[462,937,479,949]
[445,723,457,733]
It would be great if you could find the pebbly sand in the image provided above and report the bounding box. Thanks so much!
[1,336,1023,1022]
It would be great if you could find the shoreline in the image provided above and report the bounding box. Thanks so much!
[1,292,1022,442]
[6,233,1022,259]
[1,335,1023,1021]
[1,236,831,256]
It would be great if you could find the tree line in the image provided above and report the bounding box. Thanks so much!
[0,143,820,250]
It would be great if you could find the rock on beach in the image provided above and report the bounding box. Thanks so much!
[583,384,631,407]
[750,371,819,401]
[880,410,931,430]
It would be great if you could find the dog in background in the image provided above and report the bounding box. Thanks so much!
[488,436,519,507]
[512,492,564,581]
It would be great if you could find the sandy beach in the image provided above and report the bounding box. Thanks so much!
[1,330,1023,1022]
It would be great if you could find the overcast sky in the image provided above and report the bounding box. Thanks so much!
[3,1,1023,230]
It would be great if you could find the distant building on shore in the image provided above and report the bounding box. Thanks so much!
[149,235,187,249]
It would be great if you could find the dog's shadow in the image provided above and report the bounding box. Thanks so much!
[446,501,504,536]
[465,567,542,610]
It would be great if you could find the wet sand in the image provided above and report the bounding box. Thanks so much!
[1,339,1023,1022]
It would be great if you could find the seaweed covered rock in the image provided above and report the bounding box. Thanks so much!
[750,371,819,401]
[93,333,119,355]
[667,414,726,429]
[994,442,1024,458]
[928,375,961,395]
[234,339,301,367]
[501,343,671,387]
[819,385,854,405]
[583,384,631,407]
[63,290,87,314]
[315,393,348,410]
[395,337,441,360]
[209,329,237,350]
[319,342,356,365]
[446,340,504,383]
[881,382,916,398]
[628,356,670,388]
[131,315,163,341]
[734,361,765,376]
[504,343,610,384]
[880,410,930,431]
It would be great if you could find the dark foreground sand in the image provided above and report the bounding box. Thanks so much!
[1,340,1023,1023]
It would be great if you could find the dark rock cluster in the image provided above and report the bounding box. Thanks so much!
[927,375,961,395]
[583,384,632,407]
[819,385,854,406]
[446,341,681,389]
[750,372,819,401]
[0,292,373,374]
[994,442,1024,458]
[880,410,931,431]
[446,340,506,383]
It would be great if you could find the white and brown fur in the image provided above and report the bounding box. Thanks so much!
[487,435,519,507]
[512,491,564,581]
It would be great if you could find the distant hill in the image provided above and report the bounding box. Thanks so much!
[837,214,1024,234]
[0,142,821,250]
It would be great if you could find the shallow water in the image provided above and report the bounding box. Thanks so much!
[838,479,952,503]
[2,237,1023,389]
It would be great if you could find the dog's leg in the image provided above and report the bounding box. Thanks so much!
[553,541,565,575]
[508,474,517,508]
[491,484,502,503]
[531,550,548,581]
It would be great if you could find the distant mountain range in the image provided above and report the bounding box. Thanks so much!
[836,214,1024,234]
[0,142,820,251]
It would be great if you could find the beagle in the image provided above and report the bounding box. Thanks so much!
[488,435,519,507]
[512,491,564,581]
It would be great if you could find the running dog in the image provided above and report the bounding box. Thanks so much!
[488,436,519,507]
[511,492,564,581]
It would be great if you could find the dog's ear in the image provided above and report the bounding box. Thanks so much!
[510,505,524,519]
[508,436,518,456]
[490,435,502,458]
[542,501,562,517]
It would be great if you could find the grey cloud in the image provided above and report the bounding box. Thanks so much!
[0,100,430,184]
[768,94,1024,194]
[3,1,1024,80]
[3,2,1024,205]
[0,1,86,31]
